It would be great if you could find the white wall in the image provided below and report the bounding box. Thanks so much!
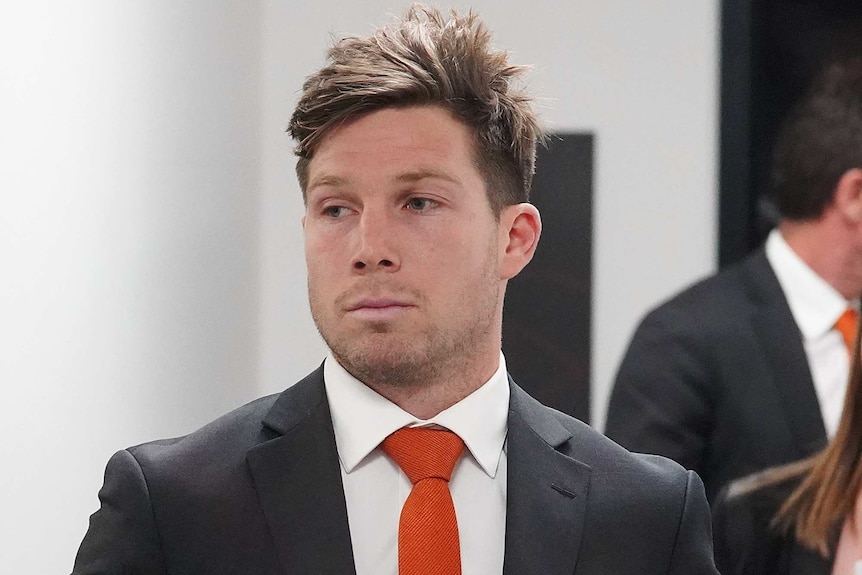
[0,3,263,572]
[0,2,718,572]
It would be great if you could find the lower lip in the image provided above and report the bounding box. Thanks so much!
[348,305,412,321]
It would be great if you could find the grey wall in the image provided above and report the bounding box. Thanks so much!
[0,2,718,572]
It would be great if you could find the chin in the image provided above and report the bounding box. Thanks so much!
[333,339,434,387]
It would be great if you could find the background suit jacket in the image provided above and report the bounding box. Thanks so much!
[712,474,832,575]
[605,248,827,503]
[73,367,719,574]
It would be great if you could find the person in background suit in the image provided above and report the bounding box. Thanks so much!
[72,5,718,574]
[713,307,862,574]
[605,56,862,504]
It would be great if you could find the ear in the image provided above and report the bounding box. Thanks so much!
[834,168,862,223]
[498,203,542,280]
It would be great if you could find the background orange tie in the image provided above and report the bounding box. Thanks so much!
[835,307,859,358]
[382,427,464,575]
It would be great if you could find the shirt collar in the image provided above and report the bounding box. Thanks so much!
[765,228,853,338]
[324,351,510,479]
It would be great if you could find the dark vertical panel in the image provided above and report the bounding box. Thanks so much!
[502,134,592,423]
[719,0,754,267]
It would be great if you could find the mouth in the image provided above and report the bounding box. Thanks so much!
[344,298,415,321]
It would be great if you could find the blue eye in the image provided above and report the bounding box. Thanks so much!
[406,198,435,211]
[324,206,349,217]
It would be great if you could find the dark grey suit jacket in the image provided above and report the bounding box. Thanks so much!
[73,367,718,574]
[605,248,827,503]
[713,474,832,575]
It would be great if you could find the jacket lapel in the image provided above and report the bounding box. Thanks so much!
[503,381,591,575]
[744,251,828,457]
[246,368,357,575]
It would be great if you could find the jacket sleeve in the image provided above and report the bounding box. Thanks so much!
[667,470,720,574]
[71,449,167,575]
[605,306,713,481]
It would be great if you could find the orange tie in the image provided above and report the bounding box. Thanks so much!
[835,307,859,358]
[382,427,464,575]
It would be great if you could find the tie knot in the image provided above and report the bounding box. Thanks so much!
[836,307,859,356]
[382,427,464,484]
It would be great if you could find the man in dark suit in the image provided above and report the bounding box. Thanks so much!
[73,6,718,574]
[605,56,862,505]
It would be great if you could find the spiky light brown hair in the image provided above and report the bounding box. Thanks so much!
[288,4,542,214]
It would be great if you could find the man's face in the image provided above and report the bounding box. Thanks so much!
[303,105,507,390]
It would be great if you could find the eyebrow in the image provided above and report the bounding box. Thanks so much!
[306,174,348,191]
[394,169,461,185]
[307,169,461,193]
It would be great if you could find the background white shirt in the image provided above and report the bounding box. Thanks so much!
[324,352,510,575]
[766,229,856,437]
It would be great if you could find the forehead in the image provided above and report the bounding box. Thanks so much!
[306,105,480,188]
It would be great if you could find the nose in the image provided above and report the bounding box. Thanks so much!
[351,210,400,273]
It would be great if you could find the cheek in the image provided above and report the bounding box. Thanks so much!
[304,238,338,291]
[305,227,343,262]
[434,232,498,280]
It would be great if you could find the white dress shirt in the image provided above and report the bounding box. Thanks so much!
[765,229,856,437]
[324,351,509,575]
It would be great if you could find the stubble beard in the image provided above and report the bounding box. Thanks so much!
[308,249,501,393]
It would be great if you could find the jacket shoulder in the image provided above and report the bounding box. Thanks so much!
[127,366,327,468]
[127,392,282,464]
[118,373,323,499]
[542,408,717,572]
[550,406,693,487]
[642,249,772,325]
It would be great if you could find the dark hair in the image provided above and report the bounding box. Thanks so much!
[287,4,542,214]
[771,57,862,220]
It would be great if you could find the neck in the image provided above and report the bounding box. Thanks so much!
[780,219,862,300]
[360,347,501,420]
